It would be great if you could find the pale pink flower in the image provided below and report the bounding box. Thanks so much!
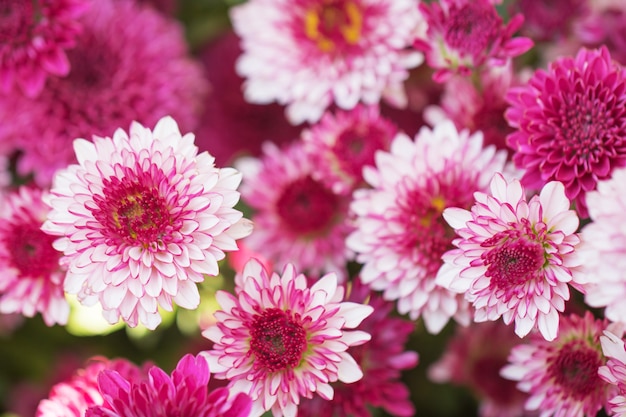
[501,312,615,417]
[203,258,373,417]
[42,116,252,329]
[347,120,507,333]
[238,141,353,281]
[437,173,583,341]
[302,105,397,195]
[599,329,626,417]
[230,0,424,124]
[0,186,68,326]
[86,354,252,417]
[0,0,89,97]
[414,0,533,82]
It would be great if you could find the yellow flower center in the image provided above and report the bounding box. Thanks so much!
[304,0,363,53]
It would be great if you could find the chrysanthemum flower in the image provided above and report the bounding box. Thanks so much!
[0,186,68,326]
[599,329,626,417]
[37,357,145,417]
[203,258,373,417]
[86,354,252,417]
[347,120,507,333]
[414,0,533,82]
[437,173,583,341]
[501,312,615,417]
[574,1,626,66]
[511,0,587,42]
[238,141,353,281]
[230,0,424,124]
[42,116,252,329]
[297,280,418,417]
[1,0,208,186]
[302,105,397,195]
[505,46,626,218]
[0,0,89,97]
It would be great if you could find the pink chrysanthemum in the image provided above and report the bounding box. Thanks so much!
[574,2,626,66]
[238,141,353,281]
[302,105,397,195]
[429,320,532,417]
[0,186,68,326]
[297,280,418,417]
[501,312,615,417]
[41,116,252,329]
[511,0,587,42]
[414,0,533,82]
[86,354,252,417]
[599,330,626,417]
[505,46,626,218]
[230,0,424,124]
[0,0,89,97]
[203,258,373,417]
[347,120,507,333]
[37,357,145,417]
[437,173,583,341]
[577,166,626,324]
[1,0,208,187]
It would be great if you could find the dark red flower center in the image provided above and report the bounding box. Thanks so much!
[303,0,363,53]
[444,2,500,58]
[276,175,339,235]
[249,308,308,372]
[4,219,60,277]
[0,1,39,44]
[548,339,603,400]
[332,122,393,181]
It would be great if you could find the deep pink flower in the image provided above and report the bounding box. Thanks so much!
[347,120,507,333]
[505,46,626,218]
[501,312,615,417]
[238,141,353,281]
[0,186,68,326]
[511,0,588,42]
[230,0,424,124]
[574,2,626,66]
[203,258,373,417]
[302,105,397,195]
[414,0,533,82]
[86,354,252,417]
[41,117,252,329]
[0,0,89,97]
[1,0,208,187]
[599,329,626,417]
[437,173,583,341]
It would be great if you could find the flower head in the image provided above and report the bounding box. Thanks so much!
[0,0,89,97]
[238,141,353,281]
[0,186,69,326]
[347,120,507,333]
[505,46,626,218]
[599,329,626,417]
[42,116,252,329]
[501,312,615,417]
[437,173,583,341]
[230,0,424,124]
[203,258,373,417]
[86,354,252,417]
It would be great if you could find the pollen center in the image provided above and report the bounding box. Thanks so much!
[304,0,363,53]
[444,2,500,57]
[5,221,60,277]
[548,340,603,400]
[333,123,393,180]
[250,308,307,372]
[0,0,38,44]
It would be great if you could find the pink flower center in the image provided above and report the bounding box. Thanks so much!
[0,1,38,44]
[444,2,500,58]
[4,220,60,277]
[547,340,603,400]
[303,0,363,53]
[276,175,339,235]
[481,231,545,291]
[249,308,308,372]
[94,177,172,247]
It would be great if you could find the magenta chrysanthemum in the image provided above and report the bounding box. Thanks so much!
[347,120,507,333]
[0,186,68,326]
[414,0,533,82]
[203,258,373,417]
[238,141,353,281]
[86,354,252,417]
[437,173,583,341]
[599,330,626,417]
[0,0,89,97]
[302,105,397,194]
[41,116,252,329]
[230,0,424,124]
[1,0,208,187]
[505,46,626,218]
[501,312,615,417]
